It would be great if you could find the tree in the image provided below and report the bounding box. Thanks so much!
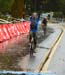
[45,0,63,11]
[11,0,25,18]
[61,0,65,16]
[0,0,14,13]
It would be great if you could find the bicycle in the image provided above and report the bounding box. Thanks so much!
[29,32,36,57]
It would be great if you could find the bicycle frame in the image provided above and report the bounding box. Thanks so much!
[29,36,34,57]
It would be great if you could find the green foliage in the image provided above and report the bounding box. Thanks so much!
[42,0,65,16]
[53,12,63,18]
[0,0,65,17]
[0,0,14,13]
[25,0,65,16]
[45,0,63,11]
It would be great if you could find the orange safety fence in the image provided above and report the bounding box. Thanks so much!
[0,21,30,42]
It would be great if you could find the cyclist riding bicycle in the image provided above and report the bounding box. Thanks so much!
[42,16,48,35]
[29,12,39,53]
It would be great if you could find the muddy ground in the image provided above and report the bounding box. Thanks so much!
[0,27,54,71]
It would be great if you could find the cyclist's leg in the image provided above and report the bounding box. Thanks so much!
[29,32,33,56]
[42,24,47,35]
[42,24,44,32]
[29,32,32,43]
[44,26,47,35]
[33,32,37,49]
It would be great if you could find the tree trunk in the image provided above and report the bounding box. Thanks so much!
[11,0,25,18]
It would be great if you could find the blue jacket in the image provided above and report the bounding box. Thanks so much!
[30,17,39,32]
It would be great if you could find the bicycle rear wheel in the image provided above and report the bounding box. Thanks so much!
[29,39,35,57]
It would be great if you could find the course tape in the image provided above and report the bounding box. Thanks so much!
[0,21,30,42]
[0,71,56,75]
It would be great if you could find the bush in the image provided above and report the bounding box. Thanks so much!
[53,12,63,18]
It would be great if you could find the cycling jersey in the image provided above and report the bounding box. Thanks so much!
[30,17,39,32]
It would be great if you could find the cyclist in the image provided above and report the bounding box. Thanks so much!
[29,12,39,53]
[42,16,48,35]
